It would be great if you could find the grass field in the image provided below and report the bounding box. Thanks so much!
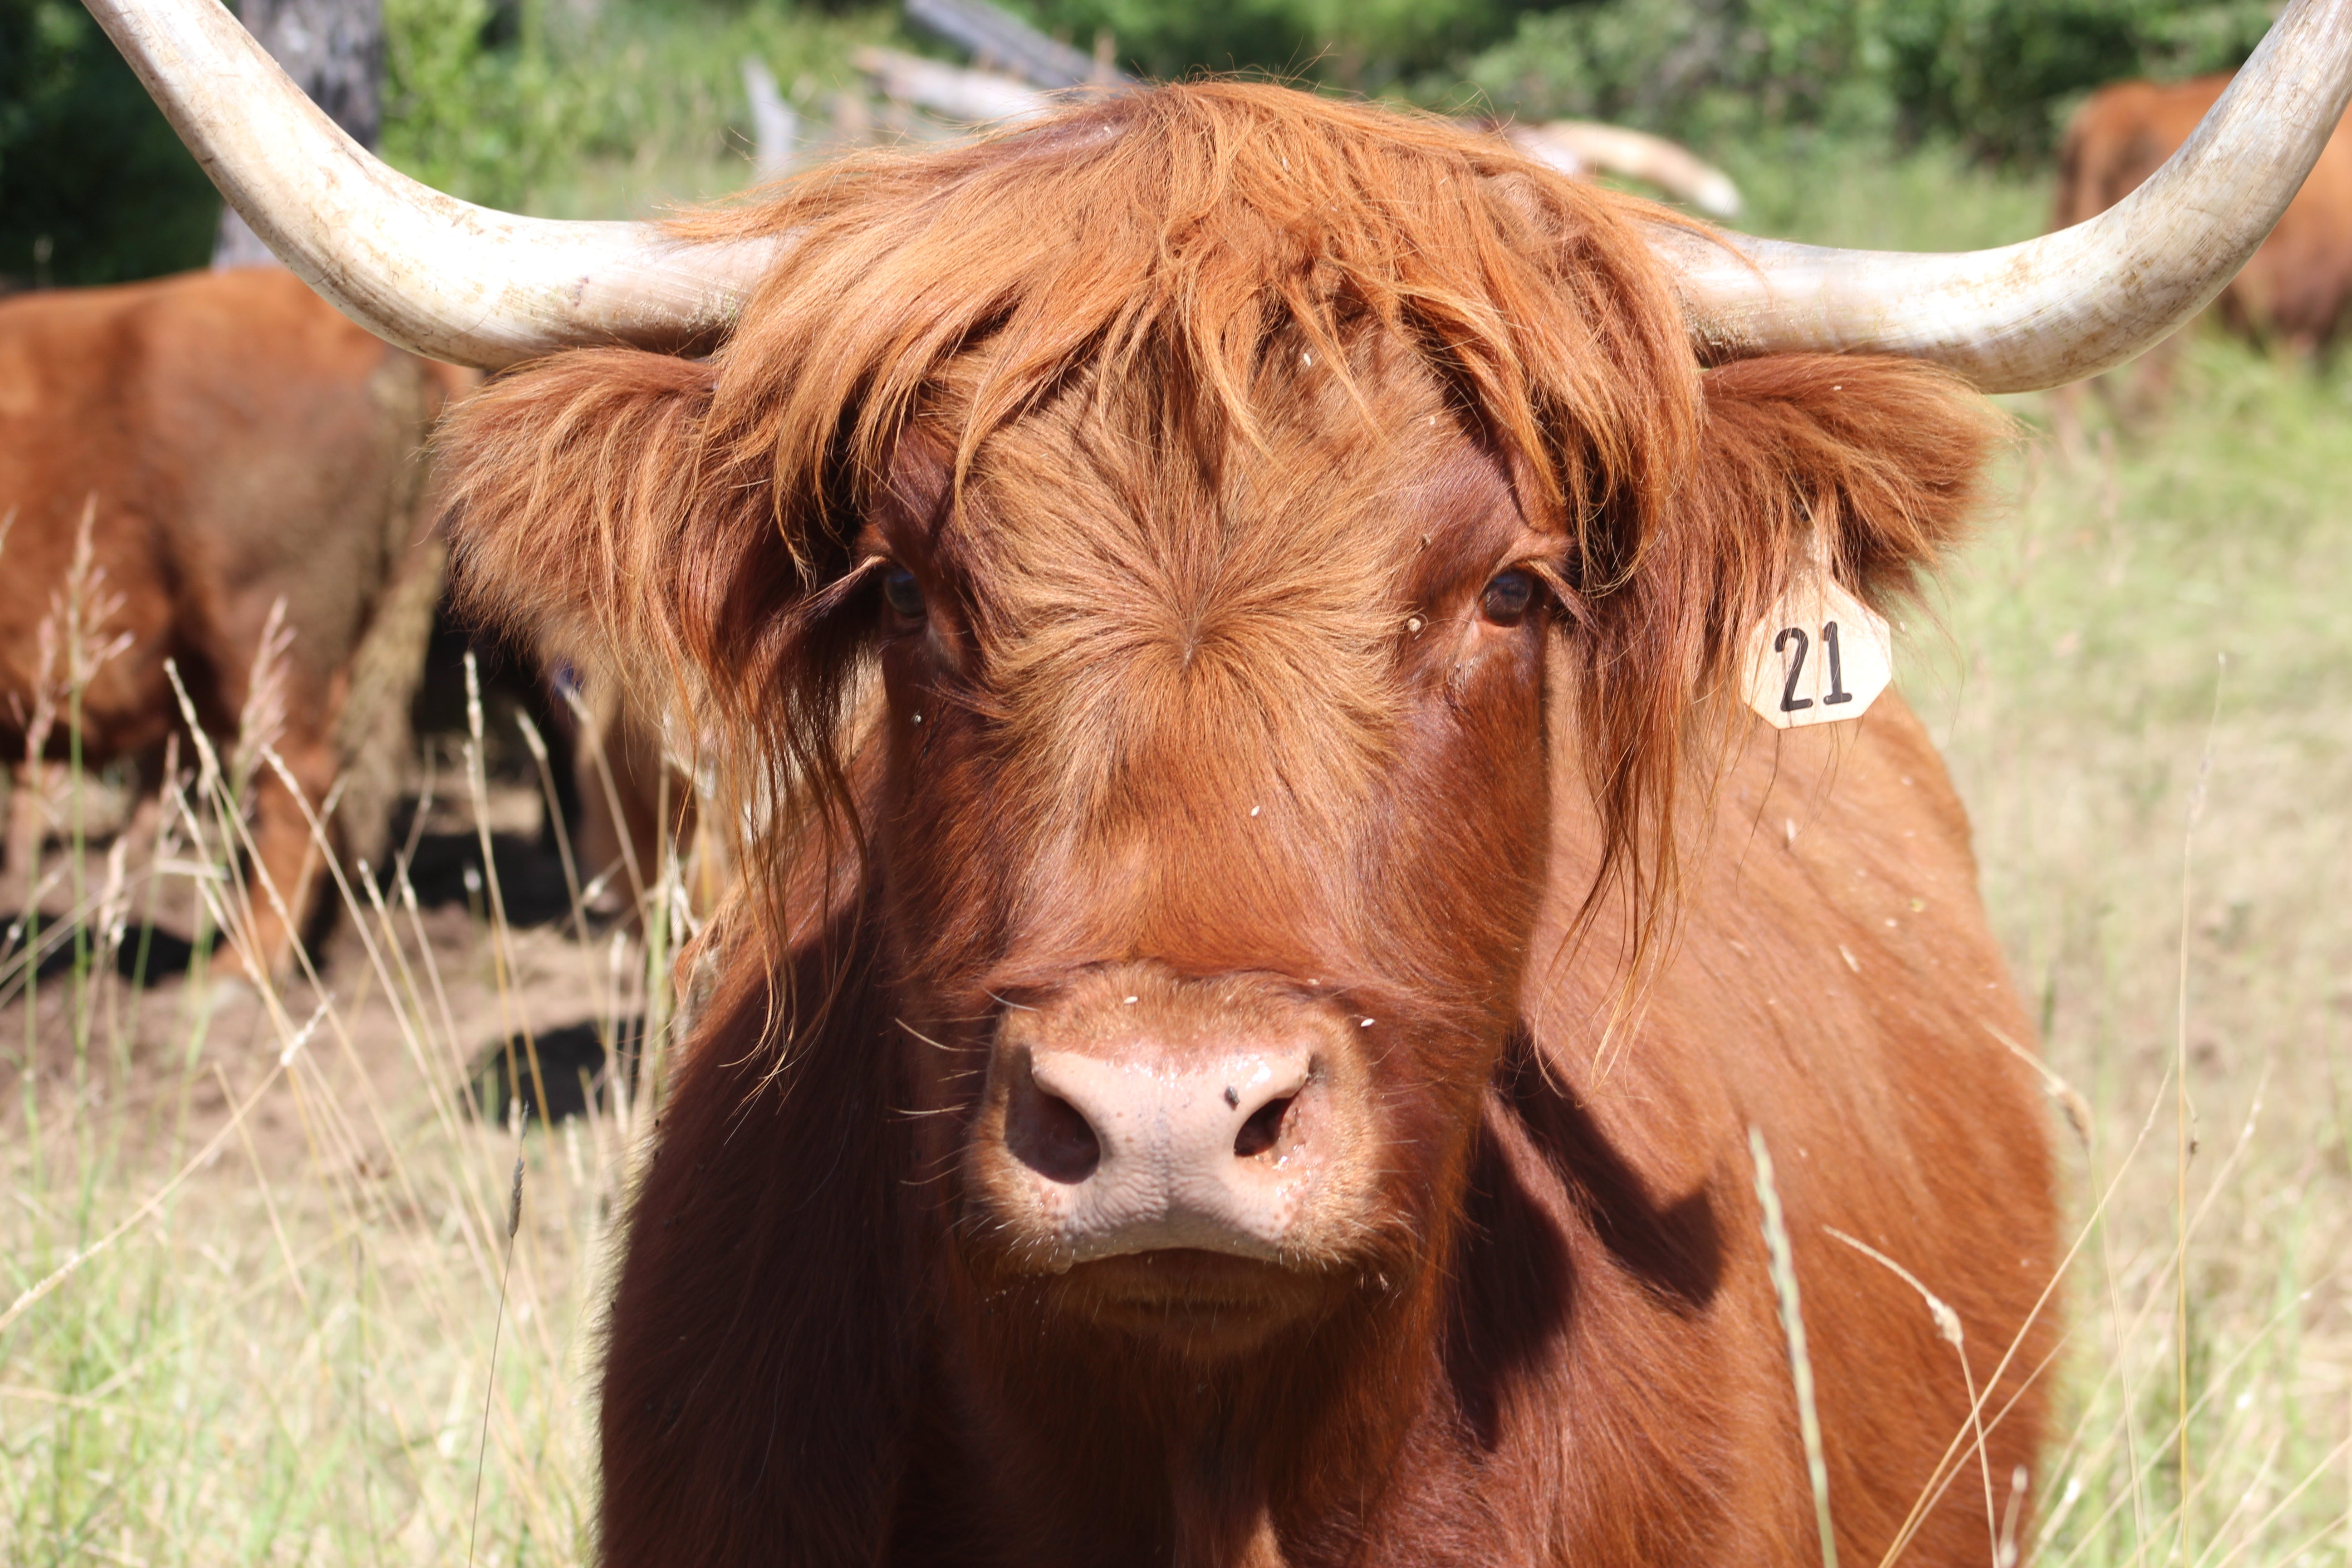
[1913,339,2352,1566]
[5,134,2352,1563]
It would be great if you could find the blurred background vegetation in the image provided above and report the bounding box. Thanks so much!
[0,0,227,284]
[0,0,2294,287]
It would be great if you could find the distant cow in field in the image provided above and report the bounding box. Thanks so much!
[97,0,2352,1553]
[0,266,460,976]
[2057,69,2352,404]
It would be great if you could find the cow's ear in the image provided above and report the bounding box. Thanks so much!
[436,348,746,671]
[1685,353,1998,627]
[1563,353,2000,926]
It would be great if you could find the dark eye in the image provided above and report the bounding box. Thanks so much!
[882,566,926,621]
[1480,569,1536,626]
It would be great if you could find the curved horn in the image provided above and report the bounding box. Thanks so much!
[83,0,779,368]
[1654,0,2352,392]
[1507,122,1743,219]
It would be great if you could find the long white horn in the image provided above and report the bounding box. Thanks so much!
[1653,0,2352,392]
[83,0,780,368]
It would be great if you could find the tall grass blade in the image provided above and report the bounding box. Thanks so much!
[1752,1125,1838,1568]
[468,1156,525,1568]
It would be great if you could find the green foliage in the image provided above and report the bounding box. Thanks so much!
[1001,0,1544,93]
[380,0,892,214]
[1458,0,2275,160]
[380,0,569,209]
[0,0,218,288]
[1881,0,2274,159]
[1454,0,1890,137]
[0,0,2297,288]
[1449,0,1891,136]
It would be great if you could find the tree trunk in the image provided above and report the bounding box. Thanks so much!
[213,0,384,268]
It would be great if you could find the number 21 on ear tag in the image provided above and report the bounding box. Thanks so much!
[1742,546,1893,730]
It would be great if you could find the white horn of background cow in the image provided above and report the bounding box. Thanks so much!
[1655,0,2352,392]
[1504,122,1744,218]
[82,0,781,368]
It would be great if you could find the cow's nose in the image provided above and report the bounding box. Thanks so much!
[992,1043,1320,1264]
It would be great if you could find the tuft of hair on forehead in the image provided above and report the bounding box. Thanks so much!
[673,80,1700,572]
[632,81,1712,946]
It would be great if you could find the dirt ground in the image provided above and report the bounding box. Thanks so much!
[1,770,651,1174]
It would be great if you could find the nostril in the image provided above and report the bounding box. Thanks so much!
[1233,1095,1294,1159]
[1006,1088,1102,1185]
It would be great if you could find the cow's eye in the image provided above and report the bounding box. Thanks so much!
[882,567,926,621]
[1480,569,1536,626]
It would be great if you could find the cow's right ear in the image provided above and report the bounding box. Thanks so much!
[442,348,847,719]
[437,348,765,676]
[439,346,882,899]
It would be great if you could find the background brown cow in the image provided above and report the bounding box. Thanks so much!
[2055,69,2352,410]
[0,265,461,976]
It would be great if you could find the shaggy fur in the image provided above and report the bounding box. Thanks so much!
[440,83,2055,1568]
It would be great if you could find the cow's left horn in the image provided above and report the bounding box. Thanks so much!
[1652,0,2352,392]
[83,0,779,368]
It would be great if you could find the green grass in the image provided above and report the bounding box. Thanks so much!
[380,0,900,218]
[1725,132,2054,252]
[1904,341,2352,1567]
[1,646,689,1563]
[1754,147,2352,1565]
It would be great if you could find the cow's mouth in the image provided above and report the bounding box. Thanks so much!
[1054,1249,1330,1350]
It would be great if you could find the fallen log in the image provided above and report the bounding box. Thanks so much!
[902,0,1123,90]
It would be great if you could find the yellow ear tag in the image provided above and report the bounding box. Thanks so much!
[1743,541,1893,730]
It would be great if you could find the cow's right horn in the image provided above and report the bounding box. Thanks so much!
[1654,0,2352,392]
[83,0,780,368]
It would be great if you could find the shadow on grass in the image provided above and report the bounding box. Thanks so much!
[0,917,204,985]
[467,1015,645,1125]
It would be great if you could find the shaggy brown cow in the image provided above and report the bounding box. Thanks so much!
[93,0,2352,1553]
[437,89,2056,1566]
[0,265,459,975]
[2058,69,2352,381]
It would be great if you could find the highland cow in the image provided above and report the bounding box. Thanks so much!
[87,0,2352,1556]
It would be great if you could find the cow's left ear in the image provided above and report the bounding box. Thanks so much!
[1561,353,2001,915]
[1683,354,2000,626]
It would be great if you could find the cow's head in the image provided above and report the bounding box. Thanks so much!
[435,89,1995,1355]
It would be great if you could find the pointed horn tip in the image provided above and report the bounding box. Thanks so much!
[1654,0,2352,390]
